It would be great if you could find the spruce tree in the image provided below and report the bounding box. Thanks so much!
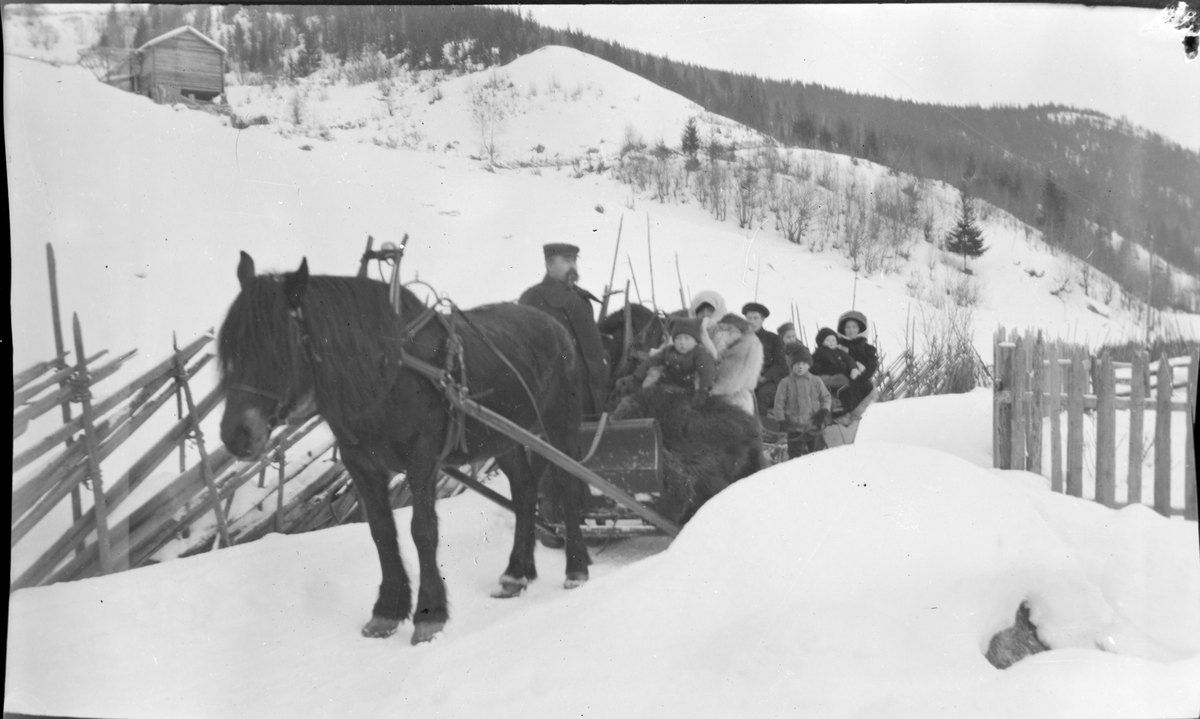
[945,188,987,271]
[681,117,700,172]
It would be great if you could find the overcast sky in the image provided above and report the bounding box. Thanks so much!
[522,3,1200,152]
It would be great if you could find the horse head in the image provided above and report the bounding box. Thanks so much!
[218,252,318,460]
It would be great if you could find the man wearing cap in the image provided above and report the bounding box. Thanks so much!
[519,243,611,417]
[742,302,789,416]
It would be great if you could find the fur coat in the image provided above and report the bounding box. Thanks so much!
[707,313,764,416]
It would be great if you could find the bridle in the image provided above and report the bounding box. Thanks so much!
[227,304,316,428]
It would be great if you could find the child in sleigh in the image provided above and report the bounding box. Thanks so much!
[772,344,832,458]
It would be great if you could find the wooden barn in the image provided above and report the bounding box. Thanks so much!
[134,26,226,103]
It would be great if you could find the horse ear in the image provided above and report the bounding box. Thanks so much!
[284,257,309,309]
[237,251,256,288]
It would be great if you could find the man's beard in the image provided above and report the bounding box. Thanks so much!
[565,268,580,285]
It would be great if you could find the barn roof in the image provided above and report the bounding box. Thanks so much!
[138,26,227,55]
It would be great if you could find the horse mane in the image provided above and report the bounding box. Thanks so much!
[218,275,302,389]
[220,272,417,424]
[597,303,656,335]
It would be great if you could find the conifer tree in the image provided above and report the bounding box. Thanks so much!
[945,188,987,271]
[681,117,700,172]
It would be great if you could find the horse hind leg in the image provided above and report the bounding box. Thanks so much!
[533,439,590,589]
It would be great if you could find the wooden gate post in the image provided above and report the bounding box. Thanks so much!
[1028,333,1044,474]
[1095,353,1116,507]
[1047,343,1063,492]
[1009,331,1028,471]
[1066,349,1085,498]
[1127,351,1147,506]
[994,326,1011,469]
[1154,352,1173,516]
[1185,351,1198,521]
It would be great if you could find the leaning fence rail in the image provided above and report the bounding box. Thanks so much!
[993,325,1197,520]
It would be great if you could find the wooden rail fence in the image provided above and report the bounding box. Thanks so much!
[993,326,1198,520]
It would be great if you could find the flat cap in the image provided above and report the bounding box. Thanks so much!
[741,302,770,319]
[543,243,580,259]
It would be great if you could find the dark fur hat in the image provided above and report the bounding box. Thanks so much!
[815,327,839,347]
[784,342,812,367]
[776,321,795,337]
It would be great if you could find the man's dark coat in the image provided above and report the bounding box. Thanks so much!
[519,276,610,416]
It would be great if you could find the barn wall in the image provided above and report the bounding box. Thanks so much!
[139,34,224,99]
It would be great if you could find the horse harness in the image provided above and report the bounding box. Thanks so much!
[264,249,611,470]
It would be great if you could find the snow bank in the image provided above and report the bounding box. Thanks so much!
[7,441,1198,718]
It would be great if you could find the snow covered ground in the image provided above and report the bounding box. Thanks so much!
[6,24,1200,719]
[6,390,1199,718]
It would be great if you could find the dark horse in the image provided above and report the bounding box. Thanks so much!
[218,252,590,644]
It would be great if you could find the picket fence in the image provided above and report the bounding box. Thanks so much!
[993,326,1198,520]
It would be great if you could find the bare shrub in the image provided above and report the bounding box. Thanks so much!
[772,178,817,245]
[734,162,760,229]
[467,73,516,164]
[706,163,731,222]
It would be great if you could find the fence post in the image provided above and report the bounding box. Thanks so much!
[1047,342,1063,492]
[1095,353,1116,507]
[993,326,1011,469]
[1185,350,1198,521]
[173,342,231,549]
[1154,352,1173,517]
[1066,349,1085,498]
[72,315,115,575]
[1010,331,1027,471]
[46,243,87,558]
[275,446,287,533]
[1029,333,1044,474]
[1128,351,1147,506]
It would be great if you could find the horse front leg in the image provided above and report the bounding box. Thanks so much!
[492,449,539,597]
[408,449,449,644]
[341,447,411,639]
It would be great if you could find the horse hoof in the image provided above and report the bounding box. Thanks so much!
[491,574,529,599]
[411,621,445,645]
[564,572,589,590]
[361,616,402,639]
